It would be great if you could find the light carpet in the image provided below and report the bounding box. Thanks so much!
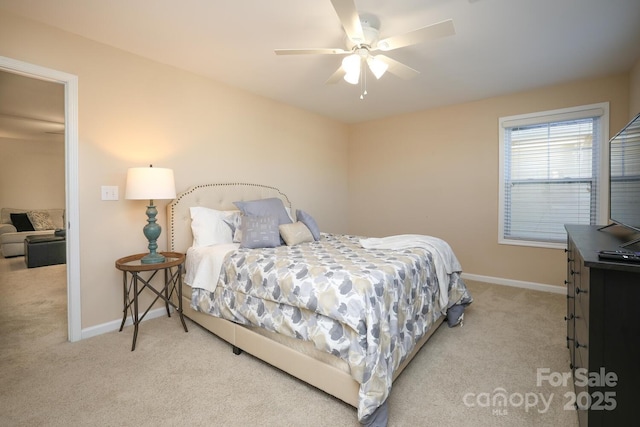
[0,255,578,426]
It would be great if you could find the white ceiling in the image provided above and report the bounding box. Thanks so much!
[1,0,640,124]
[0,71,64,142]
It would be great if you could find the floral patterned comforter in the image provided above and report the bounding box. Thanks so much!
[191,233,471,421]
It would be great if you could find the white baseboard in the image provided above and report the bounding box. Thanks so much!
[461,273,565,294]
[80,307,173,340]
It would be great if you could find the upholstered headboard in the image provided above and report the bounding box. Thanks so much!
[166,183,292,254]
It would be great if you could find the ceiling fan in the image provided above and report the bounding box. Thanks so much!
[275,0,455,98]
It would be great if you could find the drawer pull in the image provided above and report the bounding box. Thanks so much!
[566,295,575,300]
[570,269,579,276]
[564,314,574,321]
[576,341,587,349]
[576,287,588,295]
[564,280,570,286]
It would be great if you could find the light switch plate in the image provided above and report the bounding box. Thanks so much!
[101,186,119,201]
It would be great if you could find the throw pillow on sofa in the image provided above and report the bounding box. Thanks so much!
[27,211,55,231]
[10,213,35,232]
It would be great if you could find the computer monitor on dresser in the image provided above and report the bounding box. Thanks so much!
[603,112,640,247]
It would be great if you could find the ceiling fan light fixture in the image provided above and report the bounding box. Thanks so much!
[366,56,388,79]
[342,54,361,84]
[379,42,390,51]
[344,70,360,85]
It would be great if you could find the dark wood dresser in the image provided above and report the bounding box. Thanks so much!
[565,225,640,427]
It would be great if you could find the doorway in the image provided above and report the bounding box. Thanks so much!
[0,56,81,341]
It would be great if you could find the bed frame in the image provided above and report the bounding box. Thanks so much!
[167,183,443,409]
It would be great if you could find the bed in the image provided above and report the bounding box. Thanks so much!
[167,183,471,426]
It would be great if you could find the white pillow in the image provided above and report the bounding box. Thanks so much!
[189,207,233,247]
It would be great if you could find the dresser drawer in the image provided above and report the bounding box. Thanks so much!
[566,295,575,351]
[571,331,590,426]
[575,264,589,293]
[574,314,589,371]
[568,264,579,296]
[575,288,589,326]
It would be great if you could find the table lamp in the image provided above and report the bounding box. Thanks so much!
[125,165,176,264]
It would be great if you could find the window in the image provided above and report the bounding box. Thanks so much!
[499,103,609,248]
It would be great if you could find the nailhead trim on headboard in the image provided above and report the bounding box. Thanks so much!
[167,183,292,253]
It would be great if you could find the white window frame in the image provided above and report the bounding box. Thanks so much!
[498,103,610,249]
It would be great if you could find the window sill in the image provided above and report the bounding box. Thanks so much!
[498,238,567,250]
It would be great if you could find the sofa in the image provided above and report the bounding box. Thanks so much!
[0,208,65,257]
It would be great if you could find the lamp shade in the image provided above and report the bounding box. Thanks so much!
[125,166,176,200]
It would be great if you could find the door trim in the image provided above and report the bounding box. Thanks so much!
[0,56,81,342]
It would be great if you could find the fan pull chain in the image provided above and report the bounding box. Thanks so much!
[360,57,367,100]
[363,65,368,97]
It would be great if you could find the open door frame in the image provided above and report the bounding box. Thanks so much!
[0,56,81,342]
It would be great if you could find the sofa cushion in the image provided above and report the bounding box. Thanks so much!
[10,213,35,232]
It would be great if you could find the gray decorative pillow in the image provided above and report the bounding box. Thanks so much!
[27,210,55,231]
[279,222,314,246]
[240,215,280,249]
[296,209,320,241]
[234,198,293,226]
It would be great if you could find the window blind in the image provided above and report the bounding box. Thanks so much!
[503,117,601,243]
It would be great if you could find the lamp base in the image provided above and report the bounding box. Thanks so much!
[140,252,166,264]
[140,201,164,264]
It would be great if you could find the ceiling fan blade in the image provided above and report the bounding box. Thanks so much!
[375,55,420,80]
[330,0,365,44]
[376,19,455,51]
[325,66,346,84]
[275,48,348,55]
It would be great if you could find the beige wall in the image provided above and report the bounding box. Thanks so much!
[630,58,640,119]
[0,138,65,209]
[1,10,638,333]
[0,12,349,329]
[348,74,630,287]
